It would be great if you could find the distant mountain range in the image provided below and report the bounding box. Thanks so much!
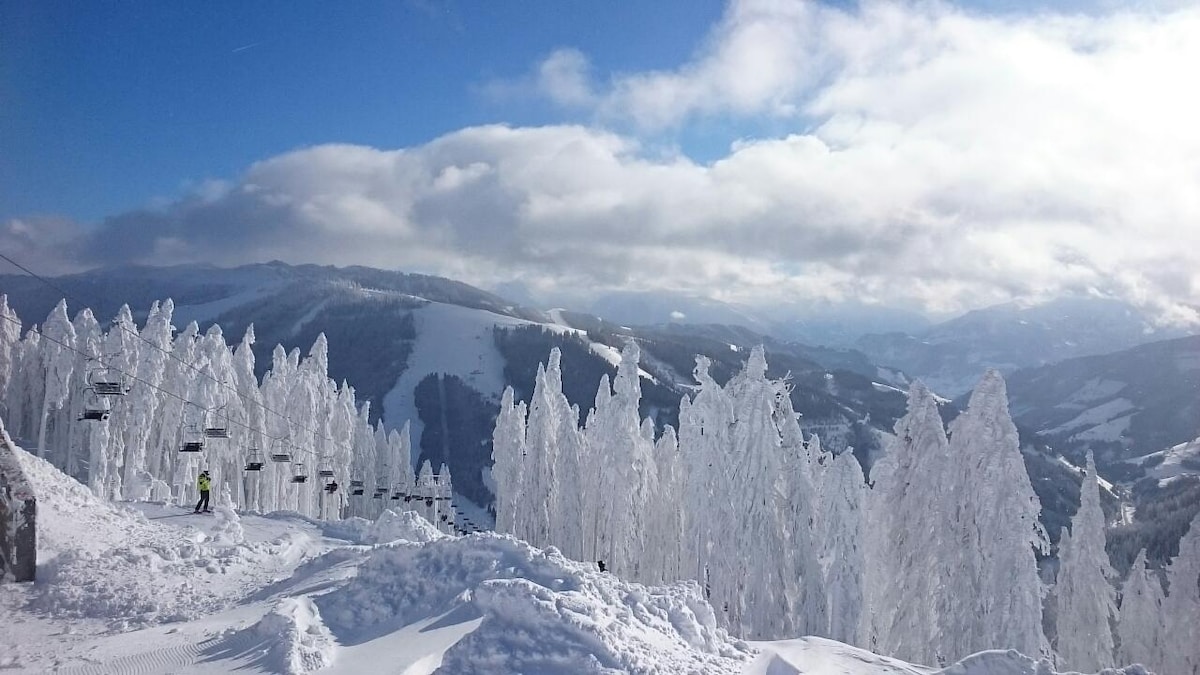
[1004,334,1200,466]
[855,297,1196,396]
[4,262,1197,548]
[0,262,908,510]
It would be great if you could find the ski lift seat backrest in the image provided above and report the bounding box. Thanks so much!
[350,479,364,488]
[324,481,338,494]
[245,449,264,471]
[318,467,335,478]
[352,487,364,495]
[204,426,229,439]
[181,440,204,453]
[290,462,308,484]
[92,381,126,397]
[79,408,109,422]
[270,452,292,463]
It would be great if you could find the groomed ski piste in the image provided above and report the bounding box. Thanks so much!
[1,439,1150,675]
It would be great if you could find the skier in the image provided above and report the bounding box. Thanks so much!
[194,470,212,513]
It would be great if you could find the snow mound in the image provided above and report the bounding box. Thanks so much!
[749,637,930,675]
[5,440,167,562]
[938,650,1150,675]
[317,533,752,674]
[209,487,245,545]
[751,638,1154,675]
[244,597,336,674]
[366,508,446,545]
[32,533,309,626]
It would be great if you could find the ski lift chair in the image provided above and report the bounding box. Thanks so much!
[440,514,448,523]
[270,442,292,463]
[203,407,229,439]
[244,448,265,471]
[86,362,129,397]
[351,486,364,496]
[78,396,111,421]
[403,494,413,503]
[318,464,335,478]
[323,481,339,494]
[291,462,308,484]
[78,381,114,421]
[425,497,434,507]
[179,423,205,452]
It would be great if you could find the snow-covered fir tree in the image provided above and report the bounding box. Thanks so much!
[0,297,450,522]
[1162,511,1200,675]
[865,380,953,665]
[818,448,866,647]
[1117,549,1164,670]
[1053,452,1117,672]
[943,369,1047,660]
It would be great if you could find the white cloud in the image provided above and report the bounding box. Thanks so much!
[37,0,1200,324]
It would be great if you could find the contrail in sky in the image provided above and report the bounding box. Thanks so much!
[232,42,261,54]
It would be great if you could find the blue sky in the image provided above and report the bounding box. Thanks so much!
[2,0,1197,321]
[2,0,729,222]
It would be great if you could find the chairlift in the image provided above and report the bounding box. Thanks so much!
[350,479,364,488]
[403,495,413,503]
[291,462,308,484]
[78,396,111,422]
[270,441,292,463]
[245,448,265,471]
[318,464,335,478]
[424,497,434,507]
[179,422,205,453]
[440,514,449,523]
[324,481,339,494]
[351,486,364,496]
[203,406,229,439]
[86,360,129,396]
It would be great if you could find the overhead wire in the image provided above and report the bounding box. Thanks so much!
[0,251,350,464]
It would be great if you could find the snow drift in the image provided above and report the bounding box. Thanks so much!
[318,533,754,674]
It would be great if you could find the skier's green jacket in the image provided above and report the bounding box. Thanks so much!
[198,474,211,492]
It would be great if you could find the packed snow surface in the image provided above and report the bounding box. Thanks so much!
[0,442,1150,674]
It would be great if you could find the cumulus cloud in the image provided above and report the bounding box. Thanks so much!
[26,0,1200,323]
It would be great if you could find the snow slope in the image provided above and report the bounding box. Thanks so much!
[0,441,1152,675]
[382,301,563,449]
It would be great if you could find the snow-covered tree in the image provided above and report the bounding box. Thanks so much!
[492,386,527,537]
[1117,549,1164,670]
[819,449,867,646]
[0,295,21,403]
[1162,511,1200,675]
[943,369,1047,660]
[584,342,655,579]
[1053,452,1117,672]
[865,381,953,665]
[37,300,76,459]
[124,301,174,500]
